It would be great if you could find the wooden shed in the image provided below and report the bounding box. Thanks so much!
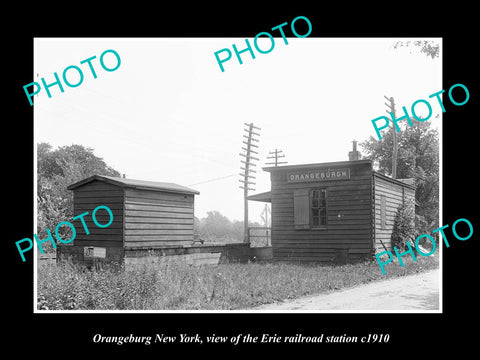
[248,160,415,263]
[62,175,199,264]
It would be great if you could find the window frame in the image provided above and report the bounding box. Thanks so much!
[309,188,328,229]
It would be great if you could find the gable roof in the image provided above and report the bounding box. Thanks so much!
[67,175,200,195]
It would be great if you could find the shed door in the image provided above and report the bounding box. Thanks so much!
[293,189,310,230]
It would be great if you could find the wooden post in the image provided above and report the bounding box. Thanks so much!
[244,184,249,243]
[266,149,287,167]
[384,96,398,179]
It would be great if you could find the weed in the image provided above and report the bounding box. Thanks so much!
[37,255,438,310]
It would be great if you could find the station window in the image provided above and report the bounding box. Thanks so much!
[310,188,327,227]
[293,188,328,229]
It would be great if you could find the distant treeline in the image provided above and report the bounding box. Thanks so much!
[194,211,262,243]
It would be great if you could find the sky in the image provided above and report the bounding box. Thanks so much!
[34,37,442,222]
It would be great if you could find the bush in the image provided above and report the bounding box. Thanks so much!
[391,200,416,251]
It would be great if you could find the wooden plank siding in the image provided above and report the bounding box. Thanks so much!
[373,174,415,251]
[62,175,203,266]
[69,178,198,250]
[123,188,195,248]
[268,161,374,263]
[72,181,124,248]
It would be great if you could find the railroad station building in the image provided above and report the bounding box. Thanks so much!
[248,147,415,263]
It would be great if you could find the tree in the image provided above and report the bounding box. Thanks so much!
[195,211,262,243]
[193,216,202,234]
[37,143,120,245]
[360,121,439,236]
[392,40,440,59]
[201,211,233,239]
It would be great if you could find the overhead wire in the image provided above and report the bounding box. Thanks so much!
[188,173,237,187]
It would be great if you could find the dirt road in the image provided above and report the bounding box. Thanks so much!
[253,268,440,311]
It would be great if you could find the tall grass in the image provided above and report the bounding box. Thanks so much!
[37,255,439,310]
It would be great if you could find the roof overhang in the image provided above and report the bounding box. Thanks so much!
[247,191,272,203]
[372,171,416,191]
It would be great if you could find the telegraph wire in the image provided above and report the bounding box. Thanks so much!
[188,173,237,187]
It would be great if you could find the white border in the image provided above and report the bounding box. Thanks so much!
[33,37,443,314]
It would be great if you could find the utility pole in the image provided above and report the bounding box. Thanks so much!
[239,122,261,244]
[384,95,398,179]
[266,149,287,166]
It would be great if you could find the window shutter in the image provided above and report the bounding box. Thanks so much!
[293,189,310,230]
